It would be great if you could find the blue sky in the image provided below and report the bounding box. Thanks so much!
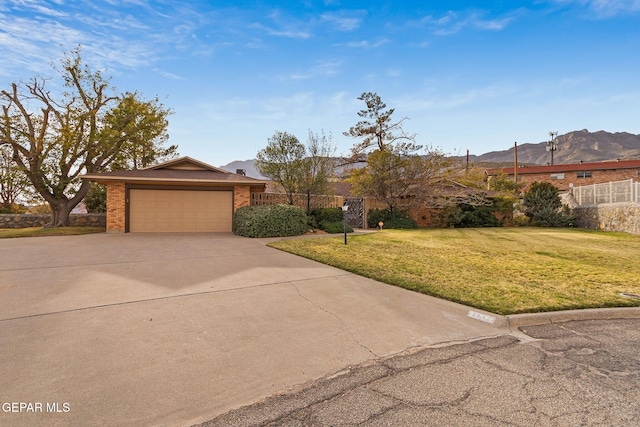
[1,0,639,167]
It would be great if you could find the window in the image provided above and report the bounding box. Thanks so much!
[577,171,592,178]
[550,173,565,180]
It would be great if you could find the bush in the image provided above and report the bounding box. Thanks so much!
[310,207,344,224]
[320,220,353,234]
[448,196,516,228]
[524,182,576,227]
[448,204,501,228]
[367,208,417,229]
[233,204,309,238]
[84,183,107,213]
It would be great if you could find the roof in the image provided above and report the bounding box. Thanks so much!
[81,156,268,186]
[486,159,640,176]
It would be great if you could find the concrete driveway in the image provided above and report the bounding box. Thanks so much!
[0,233,507,426]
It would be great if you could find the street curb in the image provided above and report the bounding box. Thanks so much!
[506,307,640,329]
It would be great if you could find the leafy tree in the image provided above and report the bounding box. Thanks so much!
[255,131,306,205]
[84,183,107,213]
[523,182,575,227]
[343,92,455,212]
[0,48,172,227]
[256,130,336,211]
[348,145,453,212]
[0,145,30,211]
[489,172,524,195]
[343,92,418,161]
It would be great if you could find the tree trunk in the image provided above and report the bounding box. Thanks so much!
[47,200,73,227]
[43,181,92,228]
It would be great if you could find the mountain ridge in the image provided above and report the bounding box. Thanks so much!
[220,130,640,178]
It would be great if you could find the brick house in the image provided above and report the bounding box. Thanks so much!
[81,157,267,233]
[485,160,640,192]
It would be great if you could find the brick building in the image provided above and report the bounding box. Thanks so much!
[485,160,640,192]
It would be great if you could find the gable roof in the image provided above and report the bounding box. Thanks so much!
[486,159,640,176]
[81,156,268,186]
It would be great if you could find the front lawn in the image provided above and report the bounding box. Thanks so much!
[268,228,640,315]
[0,227,105,238]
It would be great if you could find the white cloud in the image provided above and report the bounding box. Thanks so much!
[320,12,363,31]
[550,0,640,17]
[344,39,389,48]
[410,10,513,35]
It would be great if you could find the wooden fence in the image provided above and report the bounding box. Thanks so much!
[251,192,344,210]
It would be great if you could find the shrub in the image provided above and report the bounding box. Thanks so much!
[84,183,107,213]
[320,220,353,234]
[523,182,576,227]
[310,207,344,224]
[233,204,308,238]
[448,196,516,228]
[448,204,501,228]
[367,208,417,229]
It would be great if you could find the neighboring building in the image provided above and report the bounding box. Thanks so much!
[485,160,640,192]
[81,157,267,233]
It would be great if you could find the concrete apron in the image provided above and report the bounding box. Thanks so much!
[0,233,507,427]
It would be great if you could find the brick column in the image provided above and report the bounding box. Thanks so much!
[234,185,251,211]
[106,182,126,233]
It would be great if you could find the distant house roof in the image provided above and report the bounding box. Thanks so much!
[485,159,640,176]
[82,156,268,186]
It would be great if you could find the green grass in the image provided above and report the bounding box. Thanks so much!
[268,228,640,315]
[0,227,105,238]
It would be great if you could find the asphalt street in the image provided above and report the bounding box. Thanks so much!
[199,318,640,427]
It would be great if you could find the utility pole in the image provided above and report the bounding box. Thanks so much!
[514,141,518,184]
[466,149,470,174]
[546,131,558,165]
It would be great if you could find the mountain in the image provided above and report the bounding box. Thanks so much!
[219,159,267,179]
[471,129,640,165]
[221,130,640,175]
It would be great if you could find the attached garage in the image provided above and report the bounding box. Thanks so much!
[129,189,233,232]
[81,157,267,233]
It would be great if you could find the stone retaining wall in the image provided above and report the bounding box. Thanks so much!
[574,203,640,235]
[0,214,106,229]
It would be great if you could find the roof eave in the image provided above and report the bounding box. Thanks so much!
[81,175,268,186]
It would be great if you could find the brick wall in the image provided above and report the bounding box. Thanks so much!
[517,168,640,192]
[234,185,251,211]
[106,182,126,233]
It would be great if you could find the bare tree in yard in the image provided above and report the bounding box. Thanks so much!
[299,130,335,213]
[0,48,172,227]
[255,130,336,212]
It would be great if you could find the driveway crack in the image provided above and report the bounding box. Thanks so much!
[290,282,377,358]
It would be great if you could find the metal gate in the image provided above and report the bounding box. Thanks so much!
[344,197,365,228]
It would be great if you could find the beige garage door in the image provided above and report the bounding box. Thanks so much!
[129,189,233,232]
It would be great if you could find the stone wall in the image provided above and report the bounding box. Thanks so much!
[574,203,640,235]
[0,214,106,229]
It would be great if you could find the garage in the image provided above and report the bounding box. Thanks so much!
[129,189,233,232]
[81,156,267,233]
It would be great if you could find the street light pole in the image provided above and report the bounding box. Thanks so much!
[341,204,349,245]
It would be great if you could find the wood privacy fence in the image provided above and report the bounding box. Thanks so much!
[251,192,344,210]
[572,179,640,206]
